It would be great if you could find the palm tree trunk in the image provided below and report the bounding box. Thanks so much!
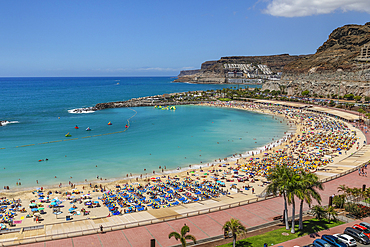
[291,197,295,234]
[299,199,303,230]
[233,234,236,247]
[283,192,289,230]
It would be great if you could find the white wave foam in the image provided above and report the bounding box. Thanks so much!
[68,107,96,114]
[1,121,19,126]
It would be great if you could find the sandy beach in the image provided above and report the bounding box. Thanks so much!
[0,101,365,230]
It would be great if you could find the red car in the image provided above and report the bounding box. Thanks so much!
[352,224,370,238]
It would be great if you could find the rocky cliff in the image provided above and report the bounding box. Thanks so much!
[283,22,370,79]
[175,54,305,83]
[262,22,370,96]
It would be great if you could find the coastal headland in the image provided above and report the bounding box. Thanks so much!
[0,95,369,246]
[175,22,370,98]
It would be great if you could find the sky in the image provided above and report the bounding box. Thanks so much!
[0,0,369,77]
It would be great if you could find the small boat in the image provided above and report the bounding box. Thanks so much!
[86,127,91,131]
[75,125,79,129]
[108,122,112,125]
[65,132,72,137]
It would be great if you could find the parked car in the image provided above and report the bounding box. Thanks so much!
[344,227,370,244]
[353,224,370,238]
[321,234,347,247]
[313,239,332,247]
[360,222,370,230]
[333,233,356,247]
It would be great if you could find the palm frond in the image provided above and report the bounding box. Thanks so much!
[169,231,181,240]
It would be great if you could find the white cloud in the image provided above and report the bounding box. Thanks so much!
[263,0,370,17]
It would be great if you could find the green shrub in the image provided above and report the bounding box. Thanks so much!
[345,202,368,218]
[332,195,345,208]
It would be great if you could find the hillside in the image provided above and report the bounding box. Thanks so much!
[283,22,370,80]
[175,54,306,84]
[262,22,370,97]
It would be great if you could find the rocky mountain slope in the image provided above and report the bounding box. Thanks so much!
[282,22,370,79]
[175,54,306,83]
[262,22,370,97]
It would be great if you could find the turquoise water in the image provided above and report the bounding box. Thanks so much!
[0,77,288,190]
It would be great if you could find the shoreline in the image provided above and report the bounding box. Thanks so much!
[0,100,365,232]
[0,102,295,197]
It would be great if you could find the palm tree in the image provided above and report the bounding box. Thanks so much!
[338,185,350,206]
[337,184,348,196]
[169,225,196,247]
[266,164,291,230]
[310,205,327,220]
[295,171,323,230]
[326,206,338,221]
[286,170,301,234]
[364,188,370,206]
[223,218,247,247]
[351,187,363,203]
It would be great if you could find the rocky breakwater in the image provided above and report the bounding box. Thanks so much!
[94,94,204,110]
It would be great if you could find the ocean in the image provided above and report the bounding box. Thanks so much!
[0,77,290,190]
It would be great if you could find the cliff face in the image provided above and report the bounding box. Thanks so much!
[219,54,307,72]
[175,54,305,83]
[262,22,370,96]
[283,22,370,79]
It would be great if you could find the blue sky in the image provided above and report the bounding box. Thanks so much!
[0,0,369,77]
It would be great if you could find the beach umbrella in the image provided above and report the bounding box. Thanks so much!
[69,208,75,212]
[31,208,38,212]
[38,208,44,211]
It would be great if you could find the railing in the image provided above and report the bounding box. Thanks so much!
[320,146,367,184]
[0,193,277,246]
